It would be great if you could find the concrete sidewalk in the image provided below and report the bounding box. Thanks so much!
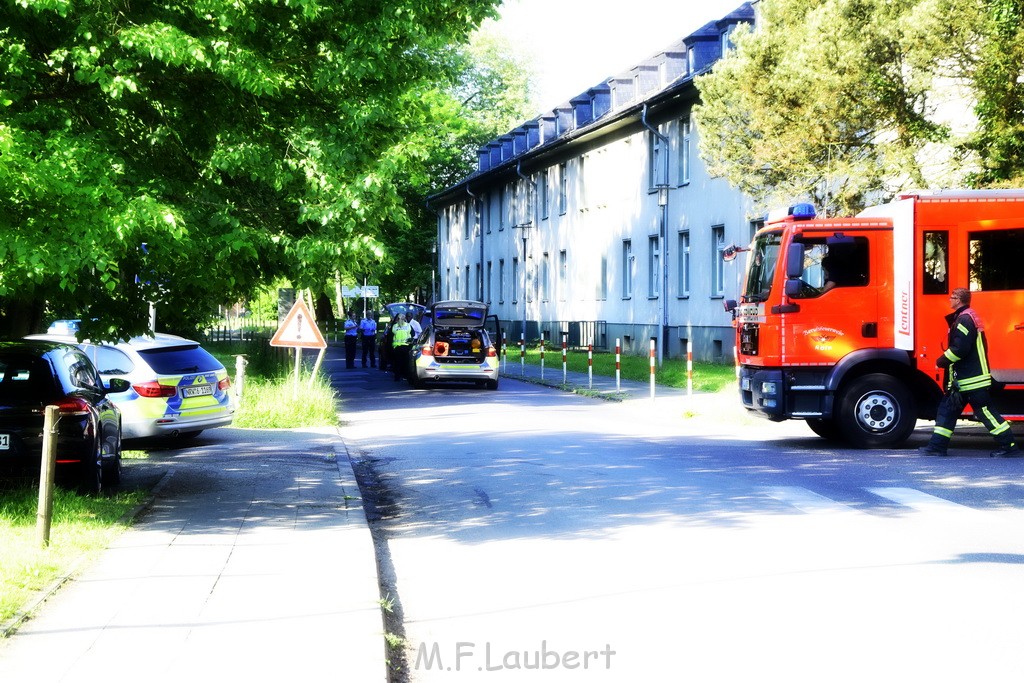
[0,427,386,683]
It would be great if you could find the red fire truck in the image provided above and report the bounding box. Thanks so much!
[725,190,1024,447]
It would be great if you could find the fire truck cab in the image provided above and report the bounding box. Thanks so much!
[726,190,1024,448]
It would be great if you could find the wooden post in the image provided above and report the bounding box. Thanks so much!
[36,405,59,548]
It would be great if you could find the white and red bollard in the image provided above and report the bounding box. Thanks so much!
[588,343,593,389]
[615,339,621,392]
[649,338,656,400]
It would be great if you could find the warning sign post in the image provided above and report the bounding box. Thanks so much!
[270,298,328,397]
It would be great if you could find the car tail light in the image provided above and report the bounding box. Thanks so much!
[421,345,433,356]
[133,381,177,398]
[54,397,90,416]
[487,345,497,357]
[218,377,231,391]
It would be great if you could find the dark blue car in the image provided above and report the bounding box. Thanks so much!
[0,340,127,492]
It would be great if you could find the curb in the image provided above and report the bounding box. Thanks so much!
[0,468,175,639]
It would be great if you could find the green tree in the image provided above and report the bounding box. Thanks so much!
[925,0,1024,186]
[0,0,501,339]
[694,0,966,216]
[372,27,536,305]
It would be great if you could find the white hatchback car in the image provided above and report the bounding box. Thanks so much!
[28,326,234,440]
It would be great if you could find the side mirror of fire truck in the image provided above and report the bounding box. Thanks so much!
[781,242,806,298]
[724,299,737,313]
[722,244,748,262]
[785,242,805,279]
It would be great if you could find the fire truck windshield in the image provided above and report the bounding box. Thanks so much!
[743,232,783,302]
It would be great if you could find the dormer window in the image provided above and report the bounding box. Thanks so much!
[721,24,738,54]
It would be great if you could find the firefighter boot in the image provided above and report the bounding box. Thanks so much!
[991,443,1022,458]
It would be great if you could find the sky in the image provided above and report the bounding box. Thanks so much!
[486,0,749,114]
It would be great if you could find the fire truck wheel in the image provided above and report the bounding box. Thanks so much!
[837,373,916,448]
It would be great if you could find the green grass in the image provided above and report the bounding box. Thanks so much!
[231,372,339,428]
[0,486,146,624]
[205,341,340,429]
[505,346,738,393]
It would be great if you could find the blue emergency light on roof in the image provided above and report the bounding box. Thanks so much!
[788,203,816,220]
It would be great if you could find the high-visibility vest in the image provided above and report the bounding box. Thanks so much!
[392,323,412,347]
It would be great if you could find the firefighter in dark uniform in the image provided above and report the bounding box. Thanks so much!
[919,287,1020,457]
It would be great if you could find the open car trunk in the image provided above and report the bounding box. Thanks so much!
[431,328,488,364]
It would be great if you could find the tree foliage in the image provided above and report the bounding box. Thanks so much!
[0,0,501,338]
[694,0,1023,216]
[372,27,536,305]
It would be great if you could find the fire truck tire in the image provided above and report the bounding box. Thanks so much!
[806,418,842,441]
[837,373,916,448]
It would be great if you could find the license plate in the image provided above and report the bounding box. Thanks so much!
[0,434,9,450]
[182,384,214,398]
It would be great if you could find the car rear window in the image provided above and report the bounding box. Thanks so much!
[0,355,57,403]
[137,345,223,375]
[434,307,485,325]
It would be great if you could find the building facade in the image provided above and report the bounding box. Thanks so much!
[428,3,758,362]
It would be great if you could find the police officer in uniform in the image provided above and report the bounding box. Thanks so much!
[359,313,377,368]
[919,287,1020,457]
[343,312,358,369]
[391,313,413,382]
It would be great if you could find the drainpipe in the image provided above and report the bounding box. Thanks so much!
[641,103,671,367]
[466,184,483,302]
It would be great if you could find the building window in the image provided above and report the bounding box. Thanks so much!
[677,230,690,297]
[512,257,519,304]
[463,202,471,240]
[541,252,550,302]
[484,192,491,234]
[648,128,667,190]
[711,225,725,297]
[486,261,492,303]
[687,46,695,73]
[451,268,456,300]
[597,255,608,300]
[475,263,481,300]
[558,250,567,301]
[622,239,633,299]
[677,117,691,186]
[577,156,587,210]
[540,169,549,220]
[648,235,660,298]
[498,259,505,303]
[445,207,452,241]
[499,186,506,231]
[464,265,469,299]
[558,162,568,215]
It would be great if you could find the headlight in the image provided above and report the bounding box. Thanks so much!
[761,381,778,395]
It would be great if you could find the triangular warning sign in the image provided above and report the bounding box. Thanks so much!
[270,298,327,349]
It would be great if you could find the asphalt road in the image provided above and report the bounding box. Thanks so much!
[330,359,1024,683]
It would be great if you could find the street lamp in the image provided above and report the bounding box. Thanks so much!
[656,183,670,366]
[431,239,437,304]
[512,222,532,342]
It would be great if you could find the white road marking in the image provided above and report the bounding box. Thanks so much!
[867,487,978,515]
[762,486,863,515]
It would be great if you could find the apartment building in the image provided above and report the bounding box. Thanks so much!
[427,3,758,362]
